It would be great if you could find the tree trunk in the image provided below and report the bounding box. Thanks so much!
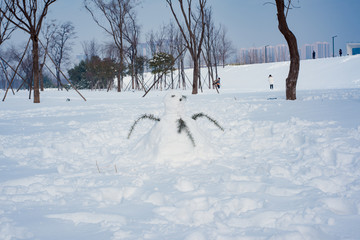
[198,57,203,92]
[56,70,61,90]
[178,62,181,88]
[275,0,300,100]
[181,59,186,89]
[32,36,40,103]
[131,74,134,90]
[171,69,174,89]
[118,38,124,92]
[192,56,199,94]
[40,63,44,91]
[207,51,214,89]
[213,48,218,80]
[132,53,136,90]
[56,55,63,91]
[117,72,121,92]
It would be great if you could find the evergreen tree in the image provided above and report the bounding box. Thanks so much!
[126,56,147,82]
[68,57,118,90]
[149,52,175,76]
[42,73,56,88]
[68,60,88,89]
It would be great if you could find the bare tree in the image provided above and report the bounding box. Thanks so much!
[146,25,168,90]
[19,49,34,94]
[174,28,186,90]
[147,25,167,55]
[49,21,76,90]
[275,0,300,100]
[39,20,57,91]
[123,12,140,90]
[0,1,16,45]
[82,39,102,60]
[0,46,23,90]
[166,0,207,94]
[6,44,33,92]
[209,20,221,80]
[0,2,16,92]
[166,22,179,89]
[203,7,218,88]
[84,0,136,92]
[2,0,57,103]
[103,42,118,59]
[217,25,234,68]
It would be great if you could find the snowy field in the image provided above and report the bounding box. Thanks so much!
[1,55,360,239]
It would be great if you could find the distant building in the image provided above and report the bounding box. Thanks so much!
[314,42,330,58]
[275,44,289,62]
[346,43,360,56]
[265,46,275,63]
[138,43,152,59]
[237,41,331,65]
[302,44,313,59]
[238,44,289,65]
[301,42,330,59]
[238,48,249,64]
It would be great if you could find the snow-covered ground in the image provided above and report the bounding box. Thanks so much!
[1,55,360,239]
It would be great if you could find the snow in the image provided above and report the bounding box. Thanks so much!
[1,55,360,239]
[131,92,221,167]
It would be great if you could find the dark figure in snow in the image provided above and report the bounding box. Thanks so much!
[312,50,316,59]
[268,74,274,90]
[214,77,220,89]
[339,49,342,57]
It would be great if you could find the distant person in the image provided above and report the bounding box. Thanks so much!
[312,50,316,59]
[268,74,274,90]
[214,77,220,89]
[339,49,342,57]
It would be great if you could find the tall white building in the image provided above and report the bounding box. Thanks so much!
[265,46,275,63]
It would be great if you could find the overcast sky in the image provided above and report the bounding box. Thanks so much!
[7,0,360,60]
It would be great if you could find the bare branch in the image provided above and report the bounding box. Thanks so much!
[166,0,207,94]
[0,2,17,44]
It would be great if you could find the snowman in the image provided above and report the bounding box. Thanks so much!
[128,92,224,166]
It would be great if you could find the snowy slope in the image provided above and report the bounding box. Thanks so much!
[0,56,360,239]
[135,54,360,93]
[217,54,360,92]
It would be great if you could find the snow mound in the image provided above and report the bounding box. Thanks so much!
[131,92,221,167]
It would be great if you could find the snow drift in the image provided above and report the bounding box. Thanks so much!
[0,55,360,239]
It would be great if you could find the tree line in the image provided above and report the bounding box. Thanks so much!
[0,0,235,101]
[0,0,299,102]
[70,0,235,93]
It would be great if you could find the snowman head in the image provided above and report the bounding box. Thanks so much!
[164,92,187,115]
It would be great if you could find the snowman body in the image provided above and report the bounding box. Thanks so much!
[133,92,218,166]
